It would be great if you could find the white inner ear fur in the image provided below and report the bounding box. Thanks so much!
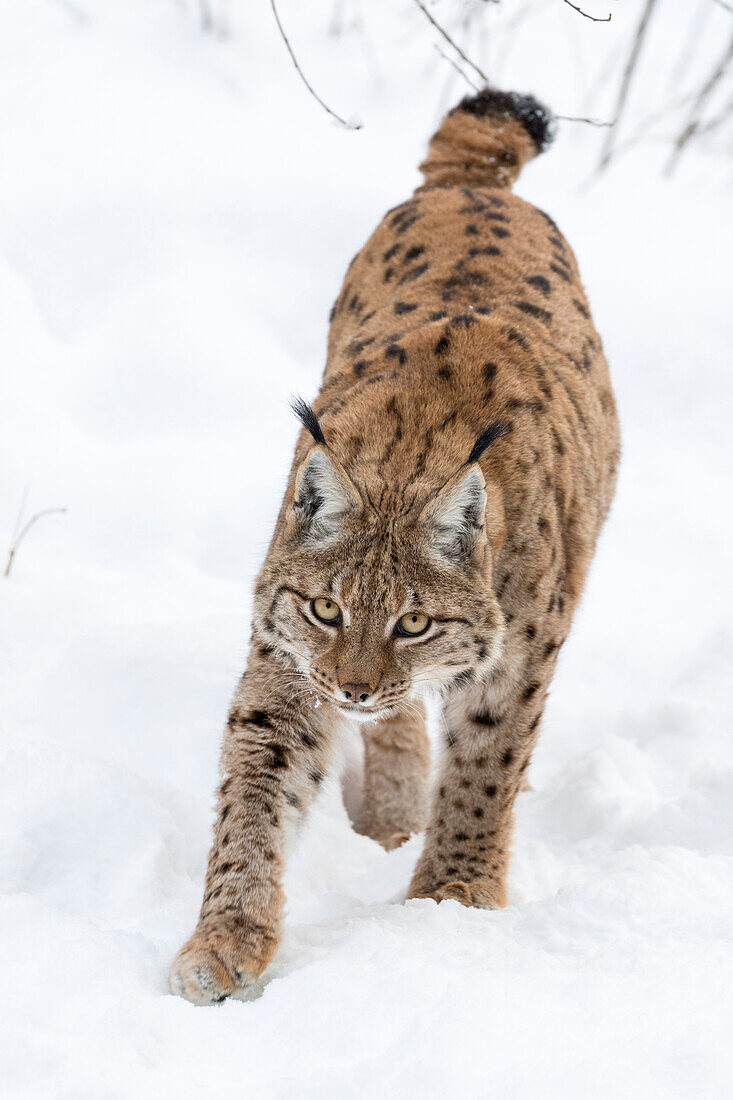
[422,465,487,564]
[293,446,361,539]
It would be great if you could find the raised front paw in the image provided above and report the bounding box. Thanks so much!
[169,918,278,1005]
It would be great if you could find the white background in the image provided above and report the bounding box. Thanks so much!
[1,1,731,1097]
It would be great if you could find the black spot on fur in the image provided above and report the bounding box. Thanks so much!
[267,744,289,770]
[526,274,551,295]
[398,262,428,285]
[515,301,552,324]
[385,344,407,365]
[395,214,421,235]
[404,244,425,263]
[505,327,529,348]
[550,262,571,284]
[435,334,450,355]
[473,710,504,728]
[491,227,510,239]
[468,245,501,259]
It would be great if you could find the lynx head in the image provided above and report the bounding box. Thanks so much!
[253,400,506,721]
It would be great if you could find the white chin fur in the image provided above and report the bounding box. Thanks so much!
[339,706,393,725]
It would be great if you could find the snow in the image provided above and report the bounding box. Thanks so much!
[1,1,732,1097]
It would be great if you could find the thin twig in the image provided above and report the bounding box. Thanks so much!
[602,89,699,165]
[693,95,733,135]
[557,113,615,127]
[433,44,481,93]
[10,486,30,549]
[4,508,67,578]
[54,0,91,25]
[269,0,360,130]
[563,0,611,22]
[598,0,659,171]
[412,0,488,85]
[199,0,214,32]
[669,0,712,89]
[666,32,733,172]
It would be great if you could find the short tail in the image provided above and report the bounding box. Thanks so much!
[419,88,555,191]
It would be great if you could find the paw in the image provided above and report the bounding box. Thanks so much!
[408,877,505,910]
[379,831,411,851]
[169,922,274,1005]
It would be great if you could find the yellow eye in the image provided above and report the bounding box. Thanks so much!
[396,612,431,637]
[312,597,342,624]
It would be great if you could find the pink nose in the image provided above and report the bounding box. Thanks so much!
[339,681,374,704]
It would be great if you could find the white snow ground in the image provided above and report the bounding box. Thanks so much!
[1,2,732,1097]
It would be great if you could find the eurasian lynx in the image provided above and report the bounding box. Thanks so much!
[170,88,619,1004]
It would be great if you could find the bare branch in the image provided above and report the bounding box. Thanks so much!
[412,0,489,85]
[54,0,91,25]
[199,0,214,33]
[4,507,68,578]
[693,95,733,135]
[598,0,659,171]
[563,0,611,22]
[556,113,616,127]
[666,32,733,172]
[601,90,699,165]
[433,44,481,93]
[269,0,361,130]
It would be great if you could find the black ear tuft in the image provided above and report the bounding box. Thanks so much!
[291,396,326,447]
[467,420,508,465]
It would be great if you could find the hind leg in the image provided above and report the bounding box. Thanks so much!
[357,702,431,850]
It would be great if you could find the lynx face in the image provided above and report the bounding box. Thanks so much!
[254,445,505,720]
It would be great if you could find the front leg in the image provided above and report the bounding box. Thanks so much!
[357,701,431,850]
[408,664,549,909]
[170,645,337,1004]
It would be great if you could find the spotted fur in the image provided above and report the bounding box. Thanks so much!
[170,88,619,1003]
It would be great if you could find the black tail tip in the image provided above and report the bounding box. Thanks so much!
[454,88,556,154]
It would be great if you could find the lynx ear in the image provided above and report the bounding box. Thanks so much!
[292,446,361,542]
[421,466,487,567]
